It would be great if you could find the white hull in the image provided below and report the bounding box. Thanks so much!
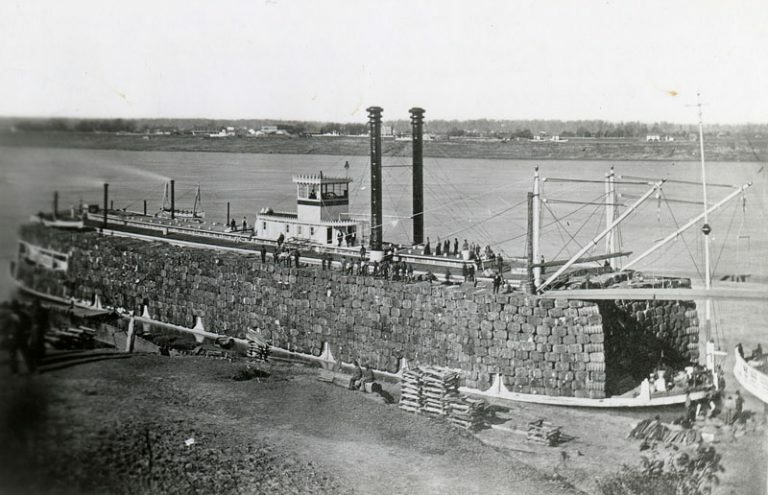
[733,348,768,404]
[31,214,85,229]
[458,373,710,408]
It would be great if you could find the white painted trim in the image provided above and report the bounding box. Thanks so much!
[734,348,768,405]
[459,373,709,408]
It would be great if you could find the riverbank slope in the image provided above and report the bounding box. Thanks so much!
[2,131,766,162]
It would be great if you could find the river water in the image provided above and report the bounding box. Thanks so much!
[1,146,766,301]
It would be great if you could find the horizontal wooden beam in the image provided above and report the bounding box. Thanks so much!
[542,287,768,301]
[532,251,632,268]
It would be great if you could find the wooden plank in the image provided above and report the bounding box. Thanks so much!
[543,287,768,302]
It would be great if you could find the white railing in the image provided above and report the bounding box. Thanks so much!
[87,212,273,246]
[733,348,768,404]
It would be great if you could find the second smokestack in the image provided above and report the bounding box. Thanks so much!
[409,107,425,245]
[367,106,383,252]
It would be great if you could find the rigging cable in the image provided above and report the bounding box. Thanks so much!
[542,192,608,261]
[493,196,607,248]
[711,199,740,277]
[660,189,703,281]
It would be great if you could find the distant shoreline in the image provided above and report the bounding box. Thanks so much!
[1,131,765,162]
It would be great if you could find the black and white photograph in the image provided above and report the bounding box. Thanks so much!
[0,1,766,494]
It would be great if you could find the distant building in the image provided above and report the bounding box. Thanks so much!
[191,129,217,136]
[209,128,234,138]
[261,125,279,134]
[646,135,661,142]
[663,135,675,142]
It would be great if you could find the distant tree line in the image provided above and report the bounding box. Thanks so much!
[390,119,768,139]
[2,116,767,139]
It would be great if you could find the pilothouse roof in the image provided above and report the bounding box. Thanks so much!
[292,172,352,185]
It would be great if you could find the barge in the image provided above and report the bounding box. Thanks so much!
[11,104,759,408]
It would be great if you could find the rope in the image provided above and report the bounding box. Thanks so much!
[660,190,703,281]
[542,192,607,261]
[494,196,604,248]
[711,200,739,276]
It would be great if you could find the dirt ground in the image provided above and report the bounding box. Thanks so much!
[0,353,582,495]
[0,351,765,495]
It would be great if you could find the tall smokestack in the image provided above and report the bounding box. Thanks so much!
[409,107,425,245]
[103,183,109,228]
[367,106,383,251]
[170,179,175,220]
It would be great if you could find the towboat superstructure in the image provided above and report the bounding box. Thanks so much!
[255,173,366,247]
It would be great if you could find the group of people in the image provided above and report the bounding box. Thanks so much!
[261,233,509,288]
[229,217,250,233]
[684,389,744,425]
[1,299,49,374]
[275,246,301,268]
[335,229,357,247]
[422,238,499,261]
[324,255,417,282]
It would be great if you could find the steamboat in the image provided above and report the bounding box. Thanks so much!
[10,104,766,408]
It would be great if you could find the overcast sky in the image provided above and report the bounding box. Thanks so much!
[1,0,766,124]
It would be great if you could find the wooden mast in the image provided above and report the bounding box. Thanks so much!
[697,92,713,349]
[532,167,542,288]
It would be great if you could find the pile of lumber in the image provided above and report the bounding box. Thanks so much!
[527,419,562,446]
[46,326,95,350]
[421,367,461,416]
[398,369,423,414]
[447,396,486,430]
[629,418,702,445]
[399,366,486,429]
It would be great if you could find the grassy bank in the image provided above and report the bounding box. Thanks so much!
[1,131,766,162]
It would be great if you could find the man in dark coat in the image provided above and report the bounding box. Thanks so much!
[31,299,49,366]
[6,301,35,374]
[350,360,363,390]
